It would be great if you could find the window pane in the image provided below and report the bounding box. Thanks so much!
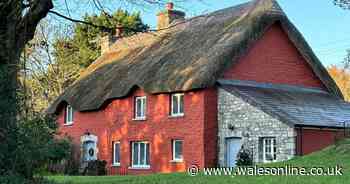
[66,106,73,123]
[263,138,277,162]
[114,143,120,163]
[142,98,146,117]
[174,140,183,160]
[136,99,141,117]
[179,95,184,114]
[172,95,178,114]
[65,107,69,122]
[70,107,73,122]
[146,143,150,165]
[133,143,139,165]
[140,143,145,165]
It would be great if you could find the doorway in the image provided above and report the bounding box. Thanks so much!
[225,137,242,167]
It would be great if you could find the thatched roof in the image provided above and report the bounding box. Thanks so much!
[219,80,350,128]
[47,0,343,114]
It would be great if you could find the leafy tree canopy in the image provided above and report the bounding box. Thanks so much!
[56,9,148,68]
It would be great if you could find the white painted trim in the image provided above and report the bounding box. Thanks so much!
[128,166,150,170]
[262,137,277,163]
[113,141,120,166]
[135,96,147,120]
[80,134,98,161]
[170,93,184,117]
[172,140,183,162]
[131,141,150,168]
[64,105,74,125]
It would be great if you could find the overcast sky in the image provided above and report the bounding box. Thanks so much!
[54,0,350,66]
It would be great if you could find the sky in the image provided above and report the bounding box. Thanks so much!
[55,0,350,67]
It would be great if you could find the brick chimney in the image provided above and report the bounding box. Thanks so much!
[100,26,123,54]
[157,2,185,30]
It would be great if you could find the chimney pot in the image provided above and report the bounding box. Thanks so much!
[166,2,174,10]
[157,2,185,30]
[116,24,123,37]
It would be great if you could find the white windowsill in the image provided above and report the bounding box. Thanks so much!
[170,159,183,163]
[63,122,73,126]
[263,160,277,163]
[169,114,184,118]
[128,166,151,170]
[112,163,120,167]
[132,117,147,121]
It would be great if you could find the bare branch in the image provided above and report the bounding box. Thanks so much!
[48,10,145,34]
[17,0,53,50]
[334,0,350,9]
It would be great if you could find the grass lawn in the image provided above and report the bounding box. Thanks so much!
[48,139,350,184]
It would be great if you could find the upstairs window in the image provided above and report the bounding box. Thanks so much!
[170,93,184,117]
[65,105,74,125]
[262,137,277,163]
[172,140,183,162]
[134,96,146,120]
[113,142,120,166]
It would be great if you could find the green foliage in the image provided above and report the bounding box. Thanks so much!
[25,10,148,113]
[3,115,71,179]
[55,9,148,68]
[236,146,253,166]
[83,160,107,176]
[50,139,350,184]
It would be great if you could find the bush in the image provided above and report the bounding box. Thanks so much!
[1,115,71,180]
[83,160,107,176]
[0,175,57,184]
[46,142,80,175]
[236,146,253,166]
[0,175,26,184]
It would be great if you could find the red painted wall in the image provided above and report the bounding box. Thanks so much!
[296,128,345,155]
[56,22,336,175]
[203,87,218,167]
[223,23,327,90]
[57,88,217,174]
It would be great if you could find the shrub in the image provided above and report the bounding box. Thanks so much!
[1,115,71,180]
[83,160,107,176]
[236,146,253,166]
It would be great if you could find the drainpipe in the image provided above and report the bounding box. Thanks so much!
[297,127,303,156]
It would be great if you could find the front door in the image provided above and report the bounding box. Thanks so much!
[225,137,242,167]
[83,140,97,161]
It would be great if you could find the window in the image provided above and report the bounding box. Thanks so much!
[113,142,120,166]
[170,93,184,117]
[131,141,150,168]
[65,105,74,125]
[172,140,183,162]
[134,96,146,120]
[262,137,277,162]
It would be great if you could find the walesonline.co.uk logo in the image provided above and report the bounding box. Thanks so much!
[187,165,343,176]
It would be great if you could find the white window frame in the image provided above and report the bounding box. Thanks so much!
[172,140,183,162]
[134,96,147,120]
[113,141,120,166]
[131,141,150,169]
[170,93,184,117]
[262,137,277,163]
[65,105,74,125]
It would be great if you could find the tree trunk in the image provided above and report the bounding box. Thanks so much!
[0,12,22,176]
[0,0,53,175]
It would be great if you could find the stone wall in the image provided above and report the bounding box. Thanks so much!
[218,88,296,166]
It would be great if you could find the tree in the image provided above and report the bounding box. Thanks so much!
[334,0,350,9]
[24,10,148,113]
[0,0,53,178]
[0,0,176,180]
[328,50,350,101]
[58,10,148,68]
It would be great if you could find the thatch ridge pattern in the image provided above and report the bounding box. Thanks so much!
[47,0,343,114]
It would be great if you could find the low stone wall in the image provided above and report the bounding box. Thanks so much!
[218,88,296,166]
